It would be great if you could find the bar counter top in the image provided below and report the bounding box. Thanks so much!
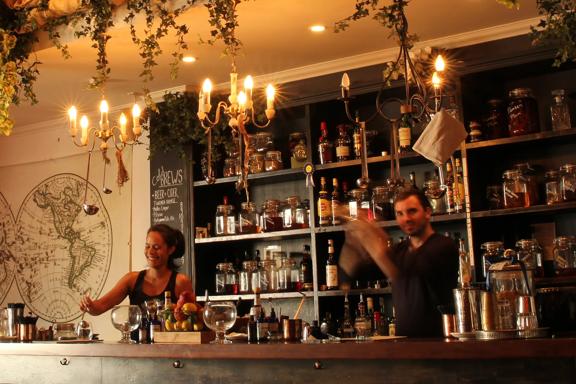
[1,337,575,360]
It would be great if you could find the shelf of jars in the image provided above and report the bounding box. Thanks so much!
[470,201,576,219]
[193,167,306,187]
[194,227,312,244]
[465,127,576,151]
[313,151,444,171]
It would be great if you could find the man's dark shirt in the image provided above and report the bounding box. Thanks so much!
[389,233,458,337]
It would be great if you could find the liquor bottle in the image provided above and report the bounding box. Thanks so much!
[331,178,342,226]
[325,239,339,290]
[388,306,396,337]
[164,291,173,312]
[335,124,351,162]
[378,297,388,336]
[457,234,472,288]
[318,121,333,164]
[398,105,413,153]
[340,293,354,337]
[445,161,455,214]
[409,171,418,190]
[354,293,370,337]
[453,158,465,213]
[139,313,149,344]
[300,245,313,290]
[353,123,362,159]
[247,315,258,343]
[249,289,263,320]
[550,89,571,131]
[366,296,375,333]
[317,177,331,226]
[150,307,162,343]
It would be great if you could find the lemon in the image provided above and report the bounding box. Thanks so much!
[164,319,174,332]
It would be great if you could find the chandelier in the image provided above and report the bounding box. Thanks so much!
[197,61,276,193]
[67,95,144,214]
[339,0,449,190]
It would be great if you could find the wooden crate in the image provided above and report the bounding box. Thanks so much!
[154,331,215,344]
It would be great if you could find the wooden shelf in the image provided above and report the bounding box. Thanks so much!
[194,228,311,244]
[471,201,576,219]
[193,167,305,187]
[317,287,391,297]
[314,152,425,171]
[465,128,576,151]
[198,291,314,302]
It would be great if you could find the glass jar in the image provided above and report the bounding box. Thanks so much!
[483,99,508,139]
[249,153,265,174]
[255,132,274,153]
[251,261,265,293]
[423,179,447,215]
[262,199,283,232]
[481,241,505,279]
[486,184,504,210]
[559,164,576,202]
[238,201,258,234]
[282,196,301,229]
[545,170,561,205]
[507,88,540,136]
[215,262,232,294]
[277,256,292,292]
[289,258,301,291]
[295,199,310,229]
[261,259,276,293]
[289,133,307,169]
[215,204,236,236]
[516,239,543,273]
[553,236,576,275]
[371,185,395,220]
[239,260,257,294]
[514,162,539,205]
[502,169,530,208]
[348,189,369,219]
[223,158,240,177]
[468,120,483,142]
[265,150,283,171]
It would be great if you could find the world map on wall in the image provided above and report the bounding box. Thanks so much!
[0,194,17,304]
[2,173,112,322]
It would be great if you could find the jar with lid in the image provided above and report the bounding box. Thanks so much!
[513,162,539,205]
[277,256,292,292]
[483,99,508,139]
[251,258,265,293]
[545,170,561,205]
[262,199,283,232]
[371,185,395,220]
[261,259,277,292]
[226,264,239,294]
[249,153,265,174]
[289,132,307,168]
[294,199,309,229]
[468,121,483,143]
[265,150,283,171]
[559,164,576,201]
[502,169,530,208]
[507,88,540,136]
[348,189,369,219]
[553,236,576,275]
[239,260,257,294]
[255,132,274,153]
[289,258,301,291]
[423,179,447,215]
[215,202,236,236]
[516,239,543,275]
[238,201,259,234]
[215,262,231,294]
[481,241,505,279]
[282,196,301,229]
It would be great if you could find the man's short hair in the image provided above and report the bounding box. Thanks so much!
[394,188,432,210]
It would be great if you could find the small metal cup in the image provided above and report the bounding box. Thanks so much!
[441,314,455,338]
[480,291,496,331]
[282,319,302,341]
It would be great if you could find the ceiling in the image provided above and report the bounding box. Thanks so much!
[9,0,540,129]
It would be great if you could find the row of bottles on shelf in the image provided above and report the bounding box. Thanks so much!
[316,160,466,226]
[467,88,573,143]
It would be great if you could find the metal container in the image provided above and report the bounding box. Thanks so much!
[453,287,481,333]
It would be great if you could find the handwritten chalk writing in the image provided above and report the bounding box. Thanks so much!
[151,166,184,188]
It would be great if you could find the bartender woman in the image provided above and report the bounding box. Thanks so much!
[79,224,193,315]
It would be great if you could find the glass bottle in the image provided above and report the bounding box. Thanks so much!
[445,161,456,214]
[371,185,394,220]
[423,178,447,215]
[409,171,418,190]
[240,260,257,294]
[318,121,333,164]
[545,170,561,205]
[457,236,472,288]
[251,253,264,293]
[514,162,539,205]
[486,184,504,210]
[225,263,239,295]
[502,169,530,208]
[295,199,309,229]
[559,164,576,202]
[215,196,236,236]
[215,263,228,294]
[553,236,576,275]
[453,158,465,213]
[282,196,300,229]
[484,99,508,139]
[317,176,331,226]
[550,89,572,131]
[238,201,258,234]
[398,105,413,153]
[277,256,291,292]
[516,239,543,275]
[353,123,362,159]
[326,239,338,290]
[300,245,313,291]
[480,241,504,279]
[331,178,342,226]
[340,293,354,337]
[335,124,351,162]
[262,199,282,232]
[507,87,540,136]
[289,258,301,291]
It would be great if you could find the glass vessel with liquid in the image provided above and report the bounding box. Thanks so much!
[502,169,530,208]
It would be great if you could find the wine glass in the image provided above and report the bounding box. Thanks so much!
[111,305,141,344]
[202,301,237,344]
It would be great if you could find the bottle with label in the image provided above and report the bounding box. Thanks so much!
[335,124,351,161]
[550,89,572,131]
[300,245,313,290]
[331,178,342,226]
[453,158,465,213]
[353,123,362,159]
[318,121,333,164]
[398,105,413,153]
[388,306,396,337]
[326,239,339,290]
[317,177,331,226]
[354,293,370,337]
[340,293,354,337]
[445,161,455,214]
[456,234,472,287]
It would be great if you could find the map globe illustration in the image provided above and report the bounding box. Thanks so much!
[0,192,17,304]
[15,173,112,322]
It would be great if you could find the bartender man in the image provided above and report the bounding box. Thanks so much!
[341,188,458,337]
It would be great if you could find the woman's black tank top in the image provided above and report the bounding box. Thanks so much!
[129,270,178,307]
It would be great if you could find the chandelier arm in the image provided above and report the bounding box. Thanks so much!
[249,107,272,129]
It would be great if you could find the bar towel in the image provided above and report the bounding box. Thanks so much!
[413,109,467,166]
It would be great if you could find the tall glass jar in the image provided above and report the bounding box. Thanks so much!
[282,196,301,229]
[514,162,539,205]
[553,236,576,275]
[239,260,257,294]
[483,99,508,139]
[261,259,276,293]
[265,150,283,171]
[225,264,239,295]
[277,256,292,292]
[516,239,543,275]
[371,185,395,220]
[295,199,310,229]
[251,260,265,293]
[545,170,561,205]
[289,258,301,291]
[215,204,236,236]
[289,133,307,169]
[262,199,283,232]
[238,201,258,234]
[215,262,229,294]
[507,88,540,136]
[502,169,530,208]
[423,179,447,215]
[481,241,505,279]
[559,164,576,202]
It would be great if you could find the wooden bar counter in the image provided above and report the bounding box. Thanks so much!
[1,338,575,383]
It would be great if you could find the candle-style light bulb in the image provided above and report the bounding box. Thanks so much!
[119,113,128,139]
[238,91,247,111]
[80,115,89,145]
[99,99,109,129]
[131,103,142,136]
[432,71,441,89]
[68,106,78,137]
[202,79,212,112]
[341,72,350,98]
[434,55,446,72]
[266,84,275,110]
[229,72,238,105]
